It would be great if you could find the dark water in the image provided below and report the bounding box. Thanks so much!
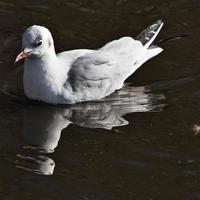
[0,0,200,199]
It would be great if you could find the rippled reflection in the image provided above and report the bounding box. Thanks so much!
[16,86,165,175]
[16,155,55,175]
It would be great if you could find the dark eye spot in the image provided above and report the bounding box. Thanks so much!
[33,40,42,47]
[37,41,42,46]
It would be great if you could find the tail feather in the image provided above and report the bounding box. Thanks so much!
[136,20,164,49]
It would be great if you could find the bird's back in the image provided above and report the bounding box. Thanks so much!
[62,21,164,103]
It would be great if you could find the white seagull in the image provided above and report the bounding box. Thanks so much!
[15,20,163,104]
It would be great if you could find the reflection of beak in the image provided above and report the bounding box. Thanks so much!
[16,154,55,175]
[15,51,27,63]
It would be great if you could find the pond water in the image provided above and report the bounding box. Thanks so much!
[0,0,200,199]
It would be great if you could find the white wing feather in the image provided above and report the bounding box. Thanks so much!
[65,20,163,102]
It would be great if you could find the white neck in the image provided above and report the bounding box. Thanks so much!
[23,48,68,103]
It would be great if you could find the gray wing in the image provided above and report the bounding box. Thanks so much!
[68,36,144,86]
[64,33,153,102]
[64,51,120,103]
[66,37,144,96]
[69,52,116,82]
[65,52,119,102]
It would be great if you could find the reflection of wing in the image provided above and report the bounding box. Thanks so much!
[22,86,165,134]
[68,102,129,130]
[68,86,165,129]
[19,86,165,175]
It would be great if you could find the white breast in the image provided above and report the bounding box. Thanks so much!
[23,58,66,103]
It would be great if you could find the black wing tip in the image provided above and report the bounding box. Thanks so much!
[150,19,164,29]
[135,19,164,46]
[156,19,163,25]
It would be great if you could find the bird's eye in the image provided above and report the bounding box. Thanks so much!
[33,40,42,47]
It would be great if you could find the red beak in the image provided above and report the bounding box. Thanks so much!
[15,51,27,63]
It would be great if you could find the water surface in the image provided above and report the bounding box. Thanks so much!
[0,0,200,200]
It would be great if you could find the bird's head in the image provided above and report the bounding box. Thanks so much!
[15,25,55,63]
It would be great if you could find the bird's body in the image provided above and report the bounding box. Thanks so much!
[16,20,164,104]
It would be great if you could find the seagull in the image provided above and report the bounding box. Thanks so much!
[15,20,164,104]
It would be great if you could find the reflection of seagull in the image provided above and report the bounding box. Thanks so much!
[17,86,165,175]
[15,20,163,104]
[69,86,165,129]
[192,124,200,136]
[16,154,55,176]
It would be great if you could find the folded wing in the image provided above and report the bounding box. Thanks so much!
[66,20,163,102]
